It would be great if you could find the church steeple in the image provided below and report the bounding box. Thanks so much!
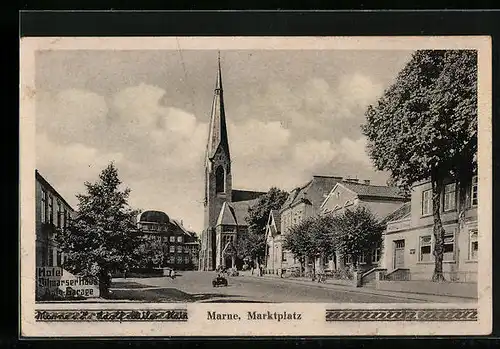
[206,52,230,162]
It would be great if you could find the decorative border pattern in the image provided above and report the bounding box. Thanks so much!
[35,309,188,322]
[325,309,477,321]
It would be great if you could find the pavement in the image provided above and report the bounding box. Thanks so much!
[102,271,476,303]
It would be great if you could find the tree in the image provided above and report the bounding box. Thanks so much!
[239,187,289,266]
[56,163,141,297]
[362,50,477,281]
[136,236,165,269]
[331,206,385,270]
[283,217,316,275]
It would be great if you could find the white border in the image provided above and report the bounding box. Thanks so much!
[20,36,492,337]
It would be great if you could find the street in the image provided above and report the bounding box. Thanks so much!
[109,271,428,303]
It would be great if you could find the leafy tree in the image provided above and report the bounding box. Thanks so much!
[362,50,477,281]
[136,236,165,269]
[239,187,289,266]
[283,216,316,274]
[331,206,384,270]
[56,163,141,297]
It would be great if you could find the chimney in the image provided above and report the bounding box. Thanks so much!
[364,180,371,185]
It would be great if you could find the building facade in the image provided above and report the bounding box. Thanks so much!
[35,170,74,268]
[137,210,199,270]
[383,176,478,282]
[320,180,409,273]
[264,210,283,275]
[199,56,265,271]
[278,175,345,273]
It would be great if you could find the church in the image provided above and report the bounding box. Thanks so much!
[198,56,265,271]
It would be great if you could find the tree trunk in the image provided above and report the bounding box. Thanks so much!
[98,270,111,298]
[456,170,472,281]
[431,172,446,282]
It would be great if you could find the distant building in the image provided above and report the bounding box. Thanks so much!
[279,175,344,273]
[199,55,265,271]
[35,170,74,268]
[137,210,199,270]
[320,180,409,273]
[383,176,478,282]
[264,210,283,275]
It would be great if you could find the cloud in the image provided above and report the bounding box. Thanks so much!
[36,89,108,144]
[339,137,372,166]
[36,133,126,207]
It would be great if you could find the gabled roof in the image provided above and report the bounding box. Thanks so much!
[382,202,411,224]
[170,219,195,237]
[281,175,343,212]
[216,199,258,227]
[232,189,266,202]
[337,181,407,200]
[270,209,281,231]
[265,210,281,238]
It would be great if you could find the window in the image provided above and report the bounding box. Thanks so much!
[443,231,455,261]
[184,247,189,254]
[443,183,456,211]
[169,256,175,263]
[169,236,175,243]
[422,189,432,216]
[371,246,381,263]
[41,188,47,223]
[176,256,183,264]
[359,252,367,264]
[469,230,478,260]
[48,195,54,224]
[177,236,183,243]
[344,254,352,265]
[177,246,182,253]
[57,201,62,227]
[282,251,287,261]
[344,200,352,207]
[419,235,432,262]
[61,207,66,229]
[471,176,478,206]
[48,248,54,266]
[56,250,62,266]
[169,246,175,253]
[215,166,225,193]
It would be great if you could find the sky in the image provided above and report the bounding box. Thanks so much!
[35,49,414,233]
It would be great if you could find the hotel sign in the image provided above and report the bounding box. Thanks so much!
[36,267,100,299]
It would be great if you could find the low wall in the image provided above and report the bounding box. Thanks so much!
[373,280,478,299]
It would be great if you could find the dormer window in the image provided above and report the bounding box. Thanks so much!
[344,200,352,207]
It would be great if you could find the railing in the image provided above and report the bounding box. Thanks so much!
[384,268,411,281]
[361,268,387,285]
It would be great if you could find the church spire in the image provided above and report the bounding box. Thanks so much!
[206,51,230,161]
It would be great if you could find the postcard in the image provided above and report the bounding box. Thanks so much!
[20,36,492,337]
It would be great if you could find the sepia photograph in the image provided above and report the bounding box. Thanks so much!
[20,36,492,336]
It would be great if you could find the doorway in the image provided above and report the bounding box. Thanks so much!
[393,239,405,269]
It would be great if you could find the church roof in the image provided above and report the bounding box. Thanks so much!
[216,199,259,227]
[232,189,266,202]
[205,53,230,162]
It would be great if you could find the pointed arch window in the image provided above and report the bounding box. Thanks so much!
[215,166,225,193]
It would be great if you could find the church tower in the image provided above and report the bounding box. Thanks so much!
[201,53,232,270]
